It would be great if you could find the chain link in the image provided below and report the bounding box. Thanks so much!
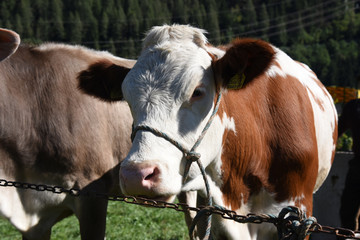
[1,178,359,239]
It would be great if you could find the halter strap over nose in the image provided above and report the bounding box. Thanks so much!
[130,91,222,182]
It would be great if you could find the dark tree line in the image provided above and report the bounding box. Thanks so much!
[0,0,359,87]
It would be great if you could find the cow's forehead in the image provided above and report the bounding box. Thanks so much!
[122,42,213,108]
[122,24,213,102]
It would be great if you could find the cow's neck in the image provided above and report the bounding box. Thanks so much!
[217,88,272,211]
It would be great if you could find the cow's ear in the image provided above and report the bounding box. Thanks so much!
[78,60,131,102]
[212,38,275,90]
[0,28,20,61]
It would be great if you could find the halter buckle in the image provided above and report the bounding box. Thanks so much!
[186,151,201,162]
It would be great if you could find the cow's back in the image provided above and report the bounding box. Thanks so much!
[0,44,133,237]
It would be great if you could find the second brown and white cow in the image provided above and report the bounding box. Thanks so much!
[78,24,338,239]
[0,34,134,239]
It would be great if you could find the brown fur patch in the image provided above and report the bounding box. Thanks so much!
[78,61,131,102]
[218,73,318,214]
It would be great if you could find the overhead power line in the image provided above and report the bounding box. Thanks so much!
[222,0,354,39]
[46,0,356,49]
[217,0,341,34]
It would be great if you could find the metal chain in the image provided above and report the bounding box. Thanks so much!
[1,178,360,239]
[0,179,81,196]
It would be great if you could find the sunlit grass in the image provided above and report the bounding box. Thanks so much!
[0,201,188,240]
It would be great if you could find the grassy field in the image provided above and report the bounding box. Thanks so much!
[0,200,189,240]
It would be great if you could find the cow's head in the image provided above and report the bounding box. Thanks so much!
[78,24,274,202]
[0,28,20,61]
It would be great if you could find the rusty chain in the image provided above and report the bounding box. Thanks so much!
[0,178,359,239]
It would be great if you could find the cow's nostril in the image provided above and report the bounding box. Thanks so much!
[144,172,154,180]
[120,165,161,195]
[144,167,160,181]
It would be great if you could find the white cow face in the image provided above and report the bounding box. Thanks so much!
[119,28,223,201]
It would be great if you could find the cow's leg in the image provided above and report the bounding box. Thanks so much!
[22,229,51,240]
[75,197,108,240]
[178,191,207,240]
[178,191,197,236]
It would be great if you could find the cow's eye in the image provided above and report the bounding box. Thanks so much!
[190,88,204,102]
[192,89,203,98]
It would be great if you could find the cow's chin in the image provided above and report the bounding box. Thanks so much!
[120,185,178,203]
[181,175,208,193]
[142,194,177,203]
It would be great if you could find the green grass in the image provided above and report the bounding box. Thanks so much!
[0,201,189,240]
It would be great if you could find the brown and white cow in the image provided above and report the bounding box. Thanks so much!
[0,34,134,239]
[78,24,338,239]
